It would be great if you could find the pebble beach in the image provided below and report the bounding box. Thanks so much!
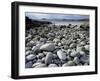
[25,17,90,68]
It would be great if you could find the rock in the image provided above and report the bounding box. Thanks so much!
[61,60,67,64]
[79,41,86,46]
[34,64,47,68]
[53,54,58,59]
[40,38,47,42]
[53,59,62,65]
[47,33,55,37]
[26,54,36,61]
[40,43,55,51]
[25,51,32,56]
[32,44,42,53]
[84,45,89,51]
[62,61,75,66]
[73,57,80,64]
[45,52,53,65]
[25,47,31,51]
[67,49,72,55]
[66,55,72,60]
[48,64,58,67]
[32,63,42,68]
[25,61,33,68]
[80,55,89,63]
[57,50,67,60]
[69,43,76,48]
[58,42,62,46]
[79,51,86,56]
[41,57,46,63]
[37,53,44,59]
[76,46,85,52]
[70,50,78,57]
[26,41,36,47]
[84,63,89,65]
[53,38,60,43]
[25,34,32,41]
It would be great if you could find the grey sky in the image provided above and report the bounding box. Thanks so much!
[25,12,89,20]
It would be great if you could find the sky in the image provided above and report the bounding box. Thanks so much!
[25,12,89,20]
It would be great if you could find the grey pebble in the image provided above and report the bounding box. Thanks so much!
[48,64,58,67]
[25,61,33,68]
[34,64,47,68]
[62,61,75,66]
[40,43,55,51]
[57,50,67,60]
[45,52,53,65]
[26,54,36,61]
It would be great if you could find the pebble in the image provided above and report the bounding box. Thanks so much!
[84,45,89,51]
[25,47,31,51]
[70,50,78,57]
[32,62,42,68]
[26,54,36,61]
[57,50,67,60]
[34,64,47,68]
[25,61,33,68]
[62,61,75,66]
[40,43,55,51]
[69,43,76,48]
[25,51,32,56]
[48,64,58,67]
[73,57,80,64]
[45,52,53,65]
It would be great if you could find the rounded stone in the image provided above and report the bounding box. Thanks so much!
[48,64,58,67]
[40,43,55,51]
[25,61,33,68]
[25,51,32,56]
[45,52,53,65]
[25,47,31,51]
[69,43,76,48]
[84,45,89,51]
[26,54,36,61]
[70,50,78,57]
[62,61,75,66]
[73,57,80,64]
[34,64,47,68]
[57,50,67,60]
[32,63,42,68]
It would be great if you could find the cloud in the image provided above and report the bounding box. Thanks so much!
[25,12,89,20]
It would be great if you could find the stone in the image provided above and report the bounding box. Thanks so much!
[69,43,76,48]
[62,61,75,66]
[40,38,47,42]
[80,41,86,46]
[25,61,33,68]
[84,45,89,51]
[32,44,42,53]
[48,64,58,67]
[26,41,36,47]
[40,43,55,51]
[70,50,78,57]
[26,54,36,61]
[37,53,44,59]
[34,64,47,68]
[45,52,53,65]
[25,51,32,56]
[32,63,42,68]
[25,47,31,51]
[57,50,67,60]
[80,55,89,64]
[76,46,85,52]
[73,57,80,64]
[53,38,60,43]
